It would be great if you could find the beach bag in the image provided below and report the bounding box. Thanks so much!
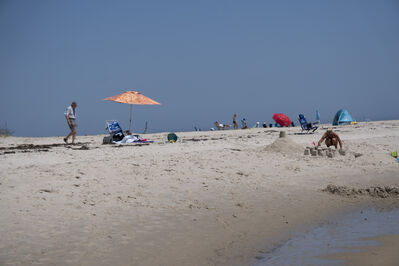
[112,132,124,142]
[102,135,113,144]
[167,133,178,143]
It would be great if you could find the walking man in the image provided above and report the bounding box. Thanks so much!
[64,102,77,144]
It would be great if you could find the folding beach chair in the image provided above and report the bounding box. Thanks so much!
[105,120,125,143]
[298,114,318,133]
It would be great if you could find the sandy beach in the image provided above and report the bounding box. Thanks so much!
[0,120,398,265]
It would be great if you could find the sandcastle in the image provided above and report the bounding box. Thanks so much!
[304,146,346,158]
[266,131,347,158]
[265,131,304,156]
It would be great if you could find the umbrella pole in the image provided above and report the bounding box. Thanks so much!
[129,105,132,132]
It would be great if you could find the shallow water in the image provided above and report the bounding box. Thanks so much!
[254,207,399,266]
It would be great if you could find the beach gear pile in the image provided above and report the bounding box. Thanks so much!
[103,120,152,145]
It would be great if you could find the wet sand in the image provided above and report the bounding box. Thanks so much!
[0,120,398,265]
[254,203,399,265]
[325,235,399,266]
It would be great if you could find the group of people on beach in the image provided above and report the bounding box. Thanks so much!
[64,102,343,150]
[215,113,295,131]
[214,113,247,130]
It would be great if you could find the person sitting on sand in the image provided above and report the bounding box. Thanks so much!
[233,113,238,129]
[241,118,248,129]
[318,128,343,149]
[214,121,230,130]
[64,102,77,144]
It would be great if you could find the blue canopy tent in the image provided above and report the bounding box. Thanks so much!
[332,109,354,125]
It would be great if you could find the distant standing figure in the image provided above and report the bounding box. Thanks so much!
[318,128,343,149]
[64,102,77,144]
[233,113,238,129]
[263,122,268,128]
[241,118,247,129]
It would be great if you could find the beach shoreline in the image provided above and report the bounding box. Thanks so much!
[254,199,399,265]
[323,234,399,266]
[1,120,398,265]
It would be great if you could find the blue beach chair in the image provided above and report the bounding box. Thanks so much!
[298,114,318,133]
[105,120,125,142]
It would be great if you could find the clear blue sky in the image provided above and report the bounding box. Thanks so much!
[1,0,398,137]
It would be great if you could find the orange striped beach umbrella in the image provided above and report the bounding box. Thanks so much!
[104,91,161,131]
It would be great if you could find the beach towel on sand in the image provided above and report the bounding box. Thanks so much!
[113,135,153,144]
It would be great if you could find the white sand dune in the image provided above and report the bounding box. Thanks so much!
[0,120,398,265]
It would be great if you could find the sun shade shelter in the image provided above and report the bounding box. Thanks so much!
[104,91,161,131]
[273,113,292,127]
[332,109,354,126]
